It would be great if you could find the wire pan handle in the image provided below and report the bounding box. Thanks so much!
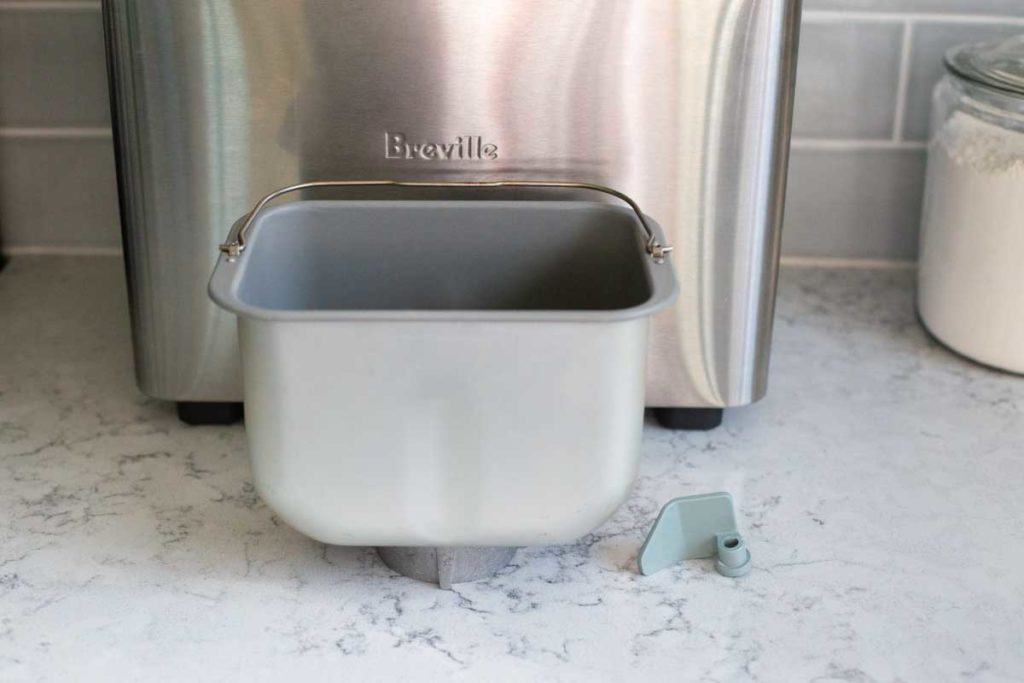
[218,180,673,263]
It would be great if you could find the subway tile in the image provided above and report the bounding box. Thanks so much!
[902,22,1023,140]
[0,138,120,249]
[805,0,1024,15]
[782,148,927,259]
[792,21,904,139]
[0,8,110,127]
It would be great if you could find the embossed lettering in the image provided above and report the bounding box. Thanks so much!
[385,132,405,159]
[438,143,456,159]
[384,132,498,161]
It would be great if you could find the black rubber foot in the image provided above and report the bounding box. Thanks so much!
[652,407,723,431]
[176,401,244,426]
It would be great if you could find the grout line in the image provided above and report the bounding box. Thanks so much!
[781,256,916,270]
[0,127,112,139]
[791,138,927,151]
[891,21,914,144]
[3,245,122,257]
[0,1,100,10]
[802,10,1024,25]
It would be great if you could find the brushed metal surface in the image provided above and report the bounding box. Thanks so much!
[103,0,801,407]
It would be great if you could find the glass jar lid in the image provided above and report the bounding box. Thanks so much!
[946,34,1024,97]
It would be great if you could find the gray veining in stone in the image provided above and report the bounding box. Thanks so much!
[0,257,1022,681]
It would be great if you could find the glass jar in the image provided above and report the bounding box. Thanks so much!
[918,35,1024,372]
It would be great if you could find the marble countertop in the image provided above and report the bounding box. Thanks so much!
[1,257,1022,682]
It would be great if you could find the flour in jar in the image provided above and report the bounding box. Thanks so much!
[918,108,1024,371]
[931,110,1024,174]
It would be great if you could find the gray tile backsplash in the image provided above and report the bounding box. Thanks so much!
[792,21,904,139]
[0,137,120,250]
[0,8,109,127]
[783,148,927,260]
[0,2,1021,261]
[790,1,1024,260]
[0,3,117,254]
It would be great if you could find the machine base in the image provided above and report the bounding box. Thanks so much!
[652,407,724,431]
[176,401,244,426]
[376,546,517,589]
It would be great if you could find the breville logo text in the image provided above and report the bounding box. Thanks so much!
[385,132,498,161]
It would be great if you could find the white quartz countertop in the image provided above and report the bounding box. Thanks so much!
[1,257,1022,682]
